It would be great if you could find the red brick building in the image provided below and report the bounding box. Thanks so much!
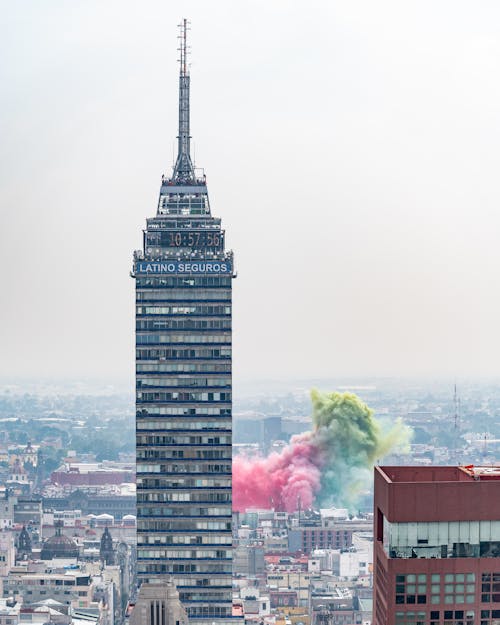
[50,468,134,486]
[373,465,500,625]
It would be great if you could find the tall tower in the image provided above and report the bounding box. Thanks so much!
[132,20,234,624]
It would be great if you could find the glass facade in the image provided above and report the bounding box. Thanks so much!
[132,22,237,622]
[133,183,234,622]
[384,518,500,559]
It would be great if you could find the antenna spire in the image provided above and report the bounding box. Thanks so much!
[172,18,195,183]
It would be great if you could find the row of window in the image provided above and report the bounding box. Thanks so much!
[137,363,231,373]
[302,530,351,538]
[137,333,230,345]
[138,505,231,517]
[136,347,231,360]
[186,606,233,618]
[140,574,230,589]
[6,579,79,586]
[136,276,231,287]
[385,518,500,559]
[136,462,231,474]
[138,549,230,559]
[137,492,230,503]
[480,609,500,624]
[137,563,231,574]
[146,213,215,227]
[137,435,230,445]
[137,377,231,388]
[137,318,231,330]
[137,519,231,531]
[137,407,231,416]
[179,591,231,602]
[137,450,229,461]
[136,420,231,433]
[395,610,475,625]
[153,206,209,217]
[396,573,477,606]
[137,391,231,402]
[137,477,231,489]
[157,190,209,202]
[137,305,231,316]
[138,534,232,545]
[137,291,231,301]
[397,574,476,583]
[6,588,74,596]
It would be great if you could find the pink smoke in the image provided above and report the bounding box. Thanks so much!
[232,433,324,512]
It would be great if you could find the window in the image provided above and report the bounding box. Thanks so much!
[395,574,427,606]
[385,519,500,559]
[394,611,426,625]
[433,573,475,605]
[482,572,500,603]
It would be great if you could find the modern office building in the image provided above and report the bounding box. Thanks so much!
[373,465,500,625]
[132,20,234,624]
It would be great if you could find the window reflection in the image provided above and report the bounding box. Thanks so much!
[384,517,500,559]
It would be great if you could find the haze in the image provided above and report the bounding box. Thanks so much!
[1,0,500,384]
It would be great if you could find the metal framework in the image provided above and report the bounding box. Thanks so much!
[172,18,195,183]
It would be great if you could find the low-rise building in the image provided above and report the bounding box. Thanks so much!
[2,572,93,608]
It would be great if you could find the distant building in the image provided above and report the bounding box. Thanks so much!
[128,582,188,625]
[99,527,115,566]
[40,521,78,560]
[0,531,15,574]
[233,545,265,577]
[270,590,298,609]
[16,442,38,467]
[42,488,135,521]
[373,465,500,625]
[50,466,134,486]
[13,496,42,529]
[8,460,28,487]
[2,572,92,607]
[288,527,353,554]
[16,526,32,560]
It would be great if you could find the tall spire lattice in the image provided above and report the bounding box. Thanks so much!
[172,18,195,183]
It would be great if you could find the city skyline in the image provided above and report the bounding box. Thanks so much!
[3,1,500,382]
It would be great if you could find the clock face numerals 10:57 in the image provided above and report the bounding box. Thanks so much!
[147,231,224,249]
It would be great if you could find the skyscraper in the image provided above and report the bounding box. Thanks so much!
[132,20,234,624]
[373,465,500,625]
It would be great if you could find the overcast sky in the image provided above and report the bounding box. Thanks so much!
[2,0,500,385]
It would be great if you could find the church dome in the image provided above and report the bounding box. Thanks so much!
[40,522,78,560]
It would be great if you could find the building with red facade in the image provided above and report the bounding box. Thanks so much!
[374,465,500,625]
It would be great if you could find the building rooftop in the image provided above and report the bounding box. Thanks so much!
[459,465,500,480]
[377,464,500,483]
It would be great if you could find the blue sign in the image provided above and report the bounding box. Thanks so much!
[135,260,232,275]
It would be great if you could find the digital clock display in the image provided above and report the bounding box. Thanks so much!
[146,230,224,249]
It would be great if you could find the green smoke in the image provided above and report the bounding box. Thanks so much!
[233,389,410,513]
[310,390,410,509]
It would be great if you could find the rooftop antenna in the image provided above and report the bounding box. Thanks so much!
[453,383,460,464]
[172,18,195,183]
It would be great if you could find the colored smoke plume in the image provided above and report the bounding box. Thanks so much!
[233,390,409,512]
